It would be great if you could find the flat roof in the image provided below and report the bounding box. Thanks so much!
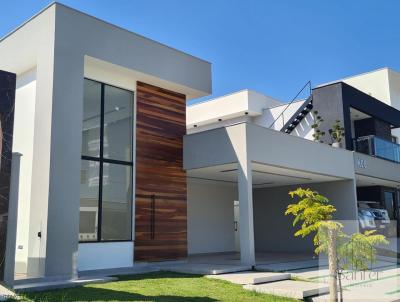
[0,2,210,65]
[316,67,400,88]
[188,89,283,107]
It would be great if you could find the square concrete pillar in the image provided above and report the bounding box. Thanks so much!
[238,159,255,266]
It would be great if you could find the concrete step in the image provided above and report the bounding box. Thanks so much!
[14,276,117,292]
[79,265,159,278]
[256,259,328,272]
[13,274,73,286]
[158,263,251,275]
[244,280,329,300]
[208,271,291,285]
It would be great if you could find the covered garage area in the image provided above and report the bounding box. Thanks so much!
[184,122,358,266]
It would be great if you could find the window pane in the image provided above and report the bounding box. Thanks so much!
[103,85,133,162]
[82,79,101,158]
[384,191,395,219]
[79,160,100,242]
[101,163,132,240]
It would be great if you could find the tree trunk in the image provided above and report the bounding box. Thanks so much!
[337,257,343,302]
[338,270,343,302]
[328,227,338,302]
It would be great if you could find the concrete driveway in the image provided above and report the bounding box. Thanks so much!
[294,260,399,302]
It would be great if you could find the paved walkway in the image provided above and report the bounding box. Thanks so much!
[0,284,17,301]
[156,263,251,275]
[245,280,329,300]
[207,271,290,284]
[203,257,400,301]
[6,251,398,301]
[208,271,329,300]
[294,263,400,302]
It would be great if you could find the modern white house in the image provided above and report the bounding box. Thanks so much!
[1,3,400,289]
[0,2,211,284]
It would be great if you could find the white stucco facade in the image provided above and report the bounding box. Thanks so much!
[187,89,282,132]
[77,242,134,271]
[187,179,236,254]
[187,90,315,140]
[12,69,36,275]
[3,2,400,288]
[1,3,211,281]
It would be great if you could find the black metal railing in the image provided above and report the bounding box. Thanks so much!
[353,135,400,164]
[281,96,313,134]
[269,80,312,129]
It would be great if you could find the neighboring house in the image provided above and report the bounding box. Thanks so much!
[0,3,399,288]
[185,67,400,265]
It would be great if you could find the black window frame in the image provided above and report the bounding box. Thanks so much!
[80,78,134,243]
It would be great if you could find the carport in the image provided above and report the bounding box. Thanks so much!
[184,122,358,267]
[354,152,400,239]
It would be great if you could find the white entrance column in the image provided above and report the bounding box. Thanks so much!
[237,159,255,266]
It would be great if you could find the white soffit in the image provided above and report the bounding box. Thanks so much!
[84,56,208,101]
[356,174,400,189]
[187,162,343,188]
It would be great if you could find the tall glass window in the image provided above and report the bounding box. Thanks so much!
[384,191,396,220]
[80,79,133,242]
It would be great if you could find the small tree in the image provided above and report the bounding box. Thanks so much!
[285,188,340,301]
[285,188,388,302]
[335,231,388,301]
[311,111,325,143]
[328,120,345,145]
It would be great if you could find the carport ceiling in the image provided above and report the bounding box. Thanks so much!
[187,162,344,188]
[356,174,400,189]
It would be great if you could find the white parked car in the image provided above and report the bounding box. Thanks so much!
[358,209,376,230]
[358,201,391,233]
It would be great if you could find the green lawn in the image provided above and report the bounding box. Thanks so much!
[14,271,298,302]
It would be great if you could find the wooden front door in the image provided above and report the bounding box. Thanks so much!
[134,82,187,261]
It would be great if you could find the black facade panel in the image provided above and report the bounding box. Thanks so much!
[357,186,381,202]
[312,83,346,146]
[0,70,16,280]
[354,118,392,141]
[313,82,400,151]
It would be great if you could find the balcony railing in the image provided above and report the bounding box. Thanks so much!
[353,135,400,164]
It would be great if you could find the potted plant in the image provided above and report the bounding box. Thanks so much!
[329,120,345,148]
[311,110,325,143]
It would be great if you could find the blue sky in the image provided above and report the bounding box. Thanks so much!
[1,1,400,104]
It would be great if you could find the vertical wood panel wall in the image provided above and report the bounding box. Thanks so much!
[135,82,187,261]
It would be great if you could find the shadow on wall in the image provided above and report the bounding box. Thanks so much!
[253,180,358,254]
[253,185,314,253]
